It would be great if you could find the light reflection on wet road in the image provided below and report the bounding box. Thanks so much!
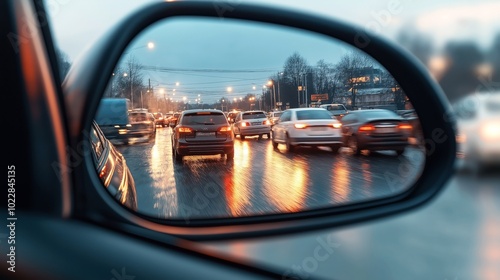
[115,127,425,219]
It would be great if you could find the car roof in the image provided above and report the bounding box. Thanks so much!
[181,109,224,115]
[286,108,328,111]
[349,109,394,114]
[242,110,266,113]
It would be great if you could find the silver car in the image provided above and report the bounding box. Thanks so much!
[232,110,272,140]
[271,108,343,152]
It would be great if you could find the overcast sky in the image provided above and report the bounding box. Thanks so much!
[46,0,500,103]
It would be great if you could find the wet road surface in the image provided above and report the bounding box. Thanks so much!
[115,127,425,219]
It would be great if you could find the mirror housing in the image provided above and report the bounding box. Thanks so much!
[64,1,456,241]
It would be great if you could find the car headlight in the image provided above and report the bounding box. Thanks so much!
[480,121,500,141]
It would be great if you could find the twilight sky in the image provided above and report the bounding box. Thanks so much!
[45,0,500,103]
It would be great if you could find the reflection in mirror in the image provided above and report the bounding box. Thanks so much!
[94,17,426,220]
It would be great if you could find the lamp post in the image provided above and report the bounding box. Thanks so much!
[267,80,276,111]
[123,73,133,108]
[123,42,155,109]
[277,72,283,109]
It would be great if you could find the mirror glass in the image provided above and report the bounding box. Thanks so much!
[94,17,425,220]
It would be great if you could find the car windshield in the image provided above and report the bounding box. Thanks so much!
[242,112,267,119]
[130,113,149,122]
[296,110,333,120]
[359,110,400,119]
[326,105,345,111]
[273,112,283,118]
[182,112,226,125]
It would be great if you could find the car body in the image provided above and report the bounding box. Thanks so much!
[94,98,133,143]
[153,112,166,127]
[340,109,413,155]
[453,91,500,170]
[171,109,234,162]
[128,111,156,140]
[226,110,241,123]
[90,121,137,210]
[319,103,349,120]
[268,111,283,126]
[397,109,423,143]
[271,108,343,152]
[168,112,181,127]
[232,110,272,140]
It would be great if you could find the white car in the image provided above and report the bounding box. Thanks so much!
[268,111,283,126]
[271,108,343,152]
[453,91,500,171]
[232,110,272,140]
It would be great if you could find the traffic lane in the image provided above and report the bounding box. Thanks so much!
[201,173,500,280]
[115,128,425,219]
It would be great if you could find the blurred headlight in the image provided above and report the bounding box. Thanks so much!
[480,121,500,141]
[118,129,128,135]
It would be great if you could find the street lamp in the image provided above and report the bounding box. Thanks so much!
[123,73,133,108]
[126,41,155,53]
[267,80,276,110]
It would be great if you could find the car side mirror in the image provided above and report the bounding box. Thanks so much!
[66,1,456,241]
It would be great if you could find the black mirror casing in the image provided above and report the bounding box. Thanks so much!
[64,1,456,241]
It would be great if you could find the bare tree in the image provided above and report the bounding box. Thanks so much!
[334,50,375,108]
[114,56,146,108]
[313,59,336,96]
[396,24,434,65]
[282,52,310,107]
[283,52,309,86]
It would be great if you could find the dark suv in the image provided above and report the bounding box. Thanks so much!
[171,109,235,162]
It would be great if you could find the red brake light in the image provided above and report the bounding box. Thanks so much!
[178,127,194,133]
[359,124,375,132]
[294,123,307,129]
[263,120,271,125]
[218,126,231,132]
[241,122,250,127]
[99,158,115,186]
[332,123,342,129]
[398,123,413,130]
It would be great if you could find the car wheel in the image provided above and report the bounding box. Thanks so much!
[173,147,183,162]
[266,133,271,139]
[226,150,234,160]
[348,135,361,155]
[395,148,405,156]
[241,135,246,140]
[271,131,279,149]
[285,133,295,152]
[330,144,340,153]
[161,123,165,127]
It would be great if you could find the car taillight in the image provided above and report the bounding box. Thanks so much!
[241,122,250,127]
[332,123,342,129]
[294,123,307,129]
[178,127,194,133]
[218,126,232,132]
[398,123,413,130]
[359,124,375,132]
[99,158,115,186]
[263,120,271,125]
